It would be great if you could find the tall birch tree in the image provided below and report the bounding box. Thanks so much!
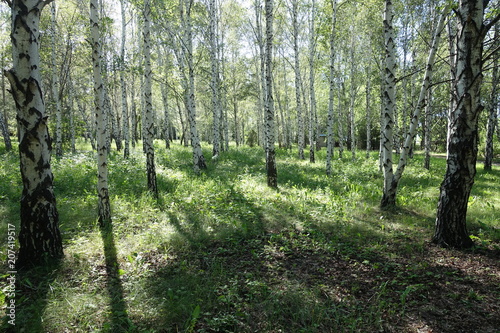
[308,0,317,163]
[143,0,158,196]
[91,0,111,225]
[291,0,305,160]
[209,0,220,157]
[51,2,62,157]
[325,0,337,176]
[433,0,500,248]
[381,3,450,208]
[120,0,130,159]
[265,0,277,187]
[4,0,63,265]
[182,0,207,173]
[380,0,397,208]
[484,23,499,171]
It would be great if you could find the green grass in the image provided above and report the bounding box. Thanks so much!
[1,139,499,332]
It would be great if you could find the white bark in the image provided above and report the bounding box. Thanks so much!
[382,3,450,207]
[308,0,317,163]
[159,47,171,149]
[380,0,396,207]
[366,62,372,159]
[51,2,62,157]
[91,0,111,225]
[143,0,158,196]
[120,0,130,158]
[424,87,432,170]
[433,0,490,248]
[183,0,206,173]
[265,0,277,187]
[326,0,337,175]
[484,23,499,171]
[6,0,63,265]
[209,0,220,157]
[291,0,304,160]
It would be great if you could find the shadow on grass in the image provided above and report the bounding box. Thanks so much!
[99,223,134,332]
[137,222,500,332]
[1,259,61,332]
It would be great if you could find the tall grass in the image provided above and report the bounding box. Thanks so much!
[0,139,498,332]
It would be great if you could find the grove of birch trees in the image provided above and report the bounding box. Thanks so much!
[1,0,499,264]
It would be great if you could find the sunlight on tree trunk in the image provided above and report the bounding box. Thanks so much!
[433,0,493,249]
[5,0,63,265]
[91,0,112,226]
[143,0,158,196]
[265,0,277,188]
[120,0,130,159]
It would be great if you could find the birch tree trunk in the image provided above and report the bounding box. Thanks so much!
[291,0,304,160]
[1,50,12,151]
[484,23,498,171]
[143,0,158,196]
[5,0,63,265]
[381,3,450,208]
[209,0,220,157]
[366,62,372,159]
[380,0,397,208]
[423,87,432,170]
[433,0,499,248]
[120,0,130,158]
[130,71,137,149]
[51,2,62,157]
[159,47,171,149]
[183,0,206,173]
[337,77,345,158]
[265,0,277,188]
[326,0,337,176]
[348,37,357,160]
[254,0,266,148]
[308,0,317,163]
[68,74,76,153]
[0,83,11,150]
[91,0,111,226]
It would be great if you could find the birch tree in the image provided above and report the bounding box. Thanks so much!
[0,47,10,152]
[380,0,397,208]
[0,75,10,150]
[308,0,317,163]
[265,0,277,187]
[381,3,450,208]
[326,0,338,176]
[120,0,130,158]
[209,0,220,157]
[182,0,207,173]
[433,0,500,248]
[4,0,63,265]
[291,0,305,160]
[143,0,158,196]
[51,2,62,157]
[91,0,111,225]
[159,46,171,149]
[484,23,499,171]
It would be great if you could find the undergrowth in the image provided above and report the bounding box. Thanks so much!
[1,140,499,332]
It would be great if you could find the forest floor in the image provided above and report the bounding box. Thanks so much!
[1,141,499,332]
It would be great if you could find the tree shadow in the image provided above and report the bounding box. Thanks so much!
[99,223,134,332]
[2,258,61,332]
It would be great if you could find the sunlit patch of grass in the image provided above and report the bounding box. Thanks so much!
[1,142,499,332]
